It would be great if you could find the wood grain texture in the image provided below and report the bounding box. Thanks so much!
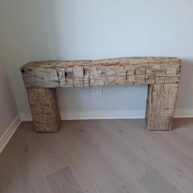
[20,57,182,132]
[27,88,61,132]
[139,170,181,193]
[146,84,178,130]
[21,57,182,88]
[47,167,84,193]
[1,119,193,193]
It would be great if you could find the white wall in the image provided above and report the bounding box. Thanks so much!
[0,0,193,118]
[0,57,18,137]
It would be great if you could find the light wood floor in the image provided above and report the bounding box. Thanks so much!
[0,119,193,193]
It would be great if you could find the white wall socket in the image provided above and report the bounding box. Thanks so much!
[91,87,103,96]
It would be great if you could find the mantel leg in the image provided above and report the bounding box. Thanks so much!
[146,84,179,131]
[27,88,61,133]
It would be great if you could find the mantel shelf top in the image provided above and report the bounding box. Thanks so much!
[21,57,182,88]
[22,57,182,69]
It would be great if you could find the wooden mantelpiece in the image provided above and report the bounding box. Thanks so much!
[21,57,182,132]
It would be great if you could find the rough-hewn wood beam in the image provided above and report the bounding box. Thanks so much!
[21,57,181,88]
[26,88,60,133]
[146,84,179,131]
[20,57,182,132]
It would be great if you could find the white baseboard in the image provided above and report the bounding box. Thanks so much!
[20,113,32,121]
[0,115,21,154]
[174,109,193,118]
[61,110,146,120]
[20,110,145,121]
[20,109,193,121]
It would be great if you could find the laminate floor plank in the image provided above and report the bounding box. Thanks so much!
[0,119,193,193]
[57,121,132,193]
[110,119,193,193]
[47,167,84,193]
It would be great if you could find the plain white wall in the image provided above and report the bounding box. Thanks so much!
[0,0,193,117]
[0,57,18,136]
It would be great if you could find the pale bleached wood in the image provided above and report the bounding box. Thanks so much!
[47,167,84,193]
[20,57,182,132]
[139,170,181,193]
[112,119,193,193]
[21,57,181,88]
[146,84,178,131]
[26,88,61,132]
[1,120,193,193]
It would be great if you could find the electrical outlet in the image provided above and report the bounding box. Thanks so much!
[91,87,103,96]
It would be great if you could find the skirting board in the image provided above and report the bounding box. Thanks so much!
[174,109,193,118]
[0,115,21,154]
[20,109,193,121]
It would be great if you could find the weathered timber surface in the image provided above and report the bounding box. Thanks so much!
[27,88,61,132]
[21,57,182,88]
[21,57,182,132]
[146,84,179,131]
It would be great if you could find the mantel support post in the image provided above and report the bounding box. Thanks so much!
[27,88,61,132]
[26,84,179,132]
[146,83,179,131]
